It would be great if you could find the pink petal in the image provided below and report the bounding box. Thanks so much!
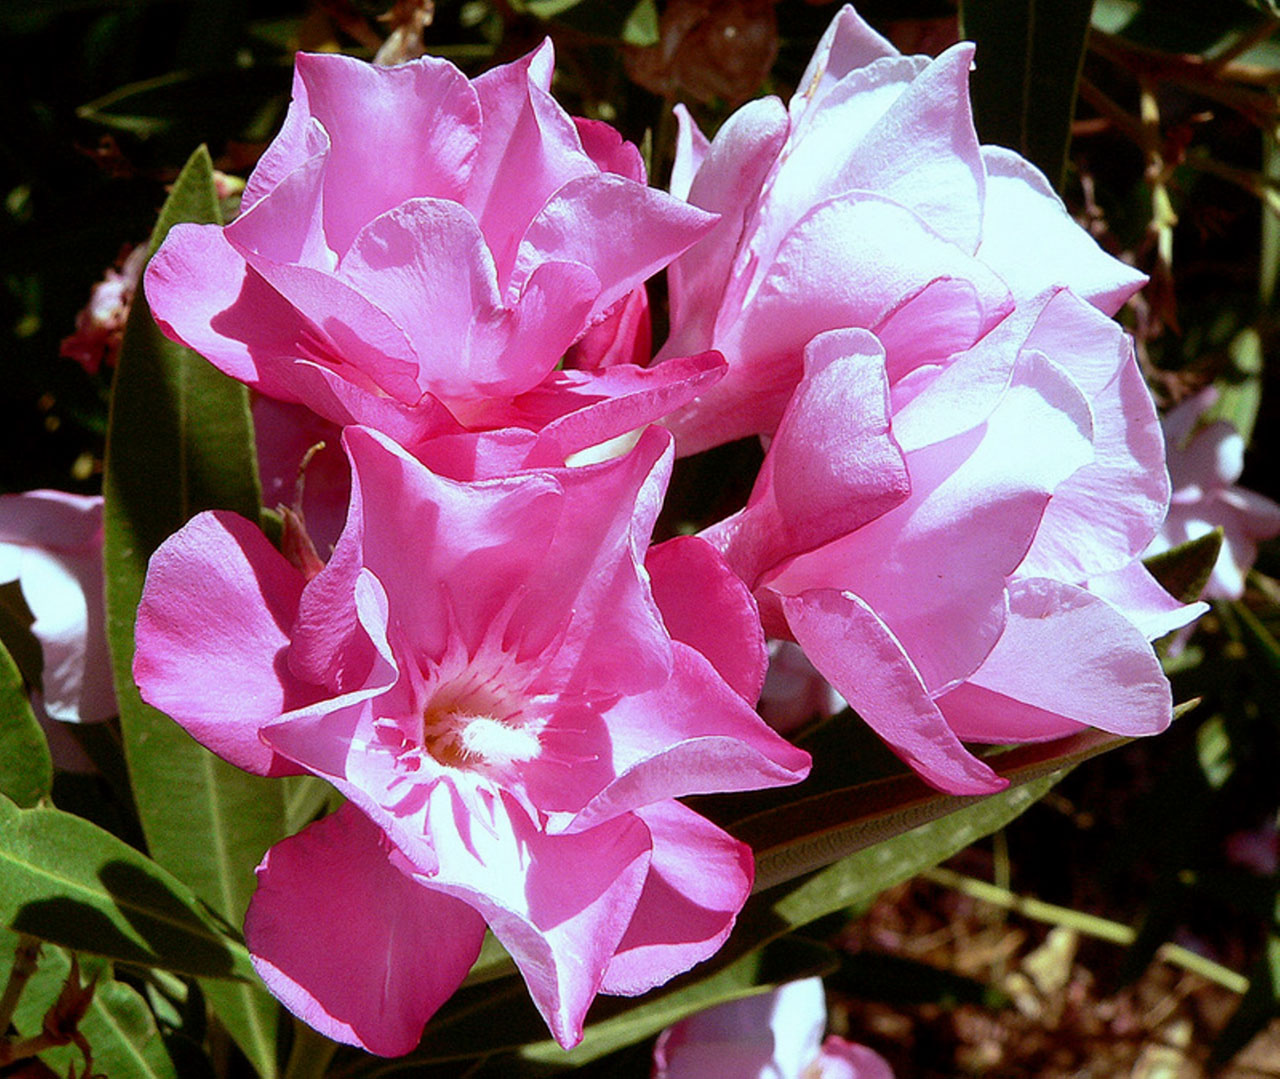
[513,173,717,325]
[794,5,900,111]
[943,578,1173,740]
[416,782,652,1048]
[246,804,487,1057]
[713,329,908,588]
[978,147,1147,315]
[646,534,766,703]
[573,117,645,181]
[653,976,826,1079]
[134,511,312,776]
[669,104,711,202]
[601,801,752,995]
[226,130,333,271]
[559,641,811,831]
[662,98,790,361]
[1085,560,1204,640]
[466,40,596,283]
[562,284,652,370]
[291,51,481,254]
[817,1039,897,1079]
[0,491,114,725]
[780,589,1005,794]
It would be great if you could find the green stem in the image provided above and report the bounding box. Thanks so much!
[923,867,1250,995]
[283,1018,339,1079]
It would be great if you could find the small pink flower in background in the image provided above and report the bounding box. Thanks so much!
[0,491,116,772]
[1144,388,1280,600]
[135,426,809,1055]
[652,977,894,1079]
[144,42,719,447]
[0,491,115,727]
[59,245,147,375]
[758,641,845,735]
[658,3,1146,456]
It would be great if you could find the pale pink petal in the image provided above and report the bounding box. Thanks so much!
[0,491,114,724]
[601,800,753,995]
[226,134,333,271]
[417,783,651,1048]
[794,4,900,117]
[775,46,985,253]
[781,589,1005,794]
[134,511,312,776]
[662,98,790,360]
[1085,561,1204,640]
[712,329,908,588]
[669,104,711,202]
[246,804,487,1057]
[943,578,1173,740]
[816,1038,897,1079]
[653,977,826,1079]
[978,147,1147,314]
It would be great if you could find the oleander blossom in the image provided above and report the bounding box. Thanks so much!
[134,425,810,1055]
[144,41,722,452]
[652,977,895,1079]
[705,290,1202,794]
[658,3,1147,455]
[1144,388,1280,600]
[0,490,115,727]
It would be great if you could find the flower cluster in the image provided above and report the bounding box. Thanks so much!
[131,2,1196,1058]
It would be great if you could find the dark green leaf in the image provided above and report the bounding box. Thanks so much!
[738,728,1127,893]
[0,796,252,980]
[0,638,51,808]
[1144,529,1223,604]
[103,145,283,1078]
[622,0,660,46]
[960,0,1095,192]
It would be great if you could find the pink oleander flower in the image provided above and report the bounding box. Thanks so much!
[706,290,1201,794]
[144,42,720,452]
[0,491,116,773]
[59,245,147,375]
[0,491,115,726]
[652,977,894,1079]
[1144,388,1280,600]
[134,425,809,1055]
[658,3,1146,455]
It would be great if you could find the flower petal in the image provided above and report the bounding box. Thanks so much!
[246,803,487,1057]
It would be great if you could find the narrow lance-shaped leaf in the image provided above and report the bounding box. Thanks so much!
[960,0,1095,192]
[0,638,51,808]
[0,796,253,981]
[102,145,283,1078]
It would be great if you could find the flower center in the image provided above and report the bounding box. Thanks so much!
[419,677,543,774]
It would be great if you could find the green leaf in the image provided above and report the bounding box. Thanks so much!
[737,727,1127,893]
[1144,529,1223,604]
[0,638,51,808]
[1231,599,1280,679]
[622,0,660,46]
[102,145,283,1078]
[1205,327,1264,446]
[0,796,252,980]
[960,0,1095,192]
